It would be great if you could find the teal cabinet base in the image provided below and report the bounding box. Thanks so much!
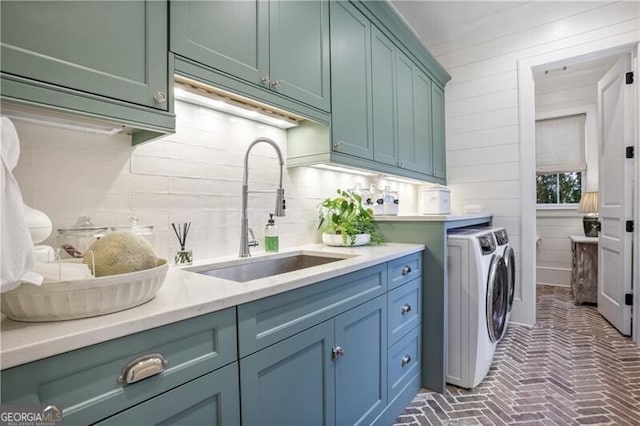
[372,372,421,426]
[375,219,491,393]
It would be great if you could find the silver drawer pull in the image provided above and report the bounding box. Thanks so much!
[118,353,168,385]
[401,304,412,314]
[401,265,412,275]
[401,354,411,367]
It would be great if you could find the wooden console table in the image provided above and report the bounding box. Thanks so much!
[569,235,598,305]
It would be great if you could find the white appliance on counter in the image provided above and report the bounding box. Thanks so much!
[419,185,450,215]
[446,228,509,388]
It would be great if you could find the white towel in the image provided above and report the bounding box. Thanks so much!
[1,116,43,292]
[34,262,94,283]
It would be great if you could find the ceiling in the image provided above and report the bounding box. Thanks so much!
[390,1,524,49]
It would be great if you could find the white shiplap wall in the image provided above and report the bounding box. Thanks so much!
[427,1,640,324]
[12,101,418,262]
[535,62,608,286]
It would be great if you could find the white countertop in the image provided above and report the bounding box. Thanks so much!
[569,235,598,243]
[374,213,492,222]
[0,243,423,370]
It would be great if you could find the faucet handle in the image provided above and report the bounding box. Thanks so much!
[248,228,259,248]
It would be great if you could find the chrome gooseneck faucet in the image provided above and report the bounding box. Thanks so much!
[240,137,286,257]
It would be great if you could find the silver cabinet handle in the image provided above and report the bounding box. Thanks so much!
[401,303,412,314]
[333,142,341,150]
[154,91,167,103]
[118,353,168,384]
[401,265,412,275]
[271,80,281,88]
[401,354,411,367]
[397,160,404,167]
[261,76,271,86]
[331,345,344,360]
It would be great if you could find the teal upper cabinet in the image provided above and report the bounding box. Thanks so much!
[330,1,373,160]
[288,1,448,184]
[1,1,168,111]
[170,1,330,113]
[371,26,397,167]
[170,1,267,85]
[432,84,446,179]
[0,0,174,145]
[409,68,433,175]
[371,28,433,176]
[269,1,330,111]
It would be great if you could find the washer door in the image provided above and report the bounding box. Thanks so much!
[486,255,509,343]
[504,246,516,312]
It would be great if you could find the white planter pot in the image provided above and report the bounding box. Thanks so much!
[322,233,370,247]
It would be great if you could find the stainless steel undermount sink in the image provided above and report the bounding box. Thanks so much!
[188,252,354,283]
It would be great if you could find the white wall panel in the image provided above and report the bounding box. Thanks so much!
[433,1,640,324]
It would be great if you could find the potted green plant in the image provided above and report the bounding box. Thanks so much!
[318,189,385,246]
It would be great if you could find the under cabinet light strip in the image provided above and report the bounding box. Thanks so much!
[173,83,299,129]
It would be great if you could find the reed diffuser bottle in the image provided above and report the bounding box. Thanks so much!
[171,222,193,265]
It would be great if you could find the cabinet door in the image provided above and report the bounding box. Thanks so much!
[1,1,168,110]
[432,84,446,180]
[335,296,387,426]
[397,54,433,175]
[413,70,434,176]
[95,363,240,426]
[170,1,269,86]
[240,320,336,426]
[396,53,417,172]
[371,27,397,166]
[330,1,374,159]
[270,1,330,112]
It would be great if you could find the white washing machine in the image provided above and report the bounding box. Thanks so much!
[492,228,516,327]
[447,228,509,389]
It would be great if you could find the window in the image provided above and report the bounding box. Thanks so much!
[535,114,586,206]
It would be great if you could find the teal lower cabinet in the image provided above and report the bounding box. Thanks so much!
[375,218,492,393]
[96,362,240,426]
[334,297,387,425]
[238,252,423,426]
[0,308,238,425]
[240,296,387,426]
[240,319,336,426]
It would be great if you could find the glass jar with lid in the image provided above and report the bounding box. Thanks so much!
[56,216,108,259]
[109,216,155,248]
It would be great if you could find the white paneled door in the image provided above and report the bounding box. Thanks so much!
[597,54,634,336]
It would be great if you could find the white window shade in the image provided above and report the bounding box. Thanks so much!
[536,114,586,173]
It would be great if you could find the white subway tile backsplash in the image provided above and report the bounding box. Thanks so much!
[12,99,420,262]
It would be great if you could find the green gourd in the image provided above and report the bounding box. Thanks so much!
[83,232,158,277]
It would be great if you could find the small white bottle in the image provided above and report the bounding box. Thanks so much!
[383,186,399,215]
[367,184,384,215]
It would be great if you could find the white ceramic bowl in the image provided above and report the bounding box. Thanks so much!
[322,233,370,247]
[1,259,168,322]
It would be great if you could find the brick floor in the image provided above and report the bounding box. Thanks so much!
[394,285,640,425]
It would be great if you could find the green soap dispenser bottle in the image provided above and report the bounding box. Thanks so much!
[264,213,279,253]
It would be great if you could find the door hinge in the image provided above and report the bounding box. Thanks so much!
[626,146,635,159]
[626,220,634,232]
[626,71,634,84]
[625,293,633,306]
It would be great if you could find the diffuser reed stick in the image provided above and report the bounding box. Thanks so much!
[171,222,193,265]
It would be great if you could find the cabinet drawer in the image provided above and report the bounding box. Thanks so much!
[238,263,387,357]
[388,253,422,290]
[1,308,237,426]
[95,362,240,426]
[388,325,421,401]
[388,277,421,346]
